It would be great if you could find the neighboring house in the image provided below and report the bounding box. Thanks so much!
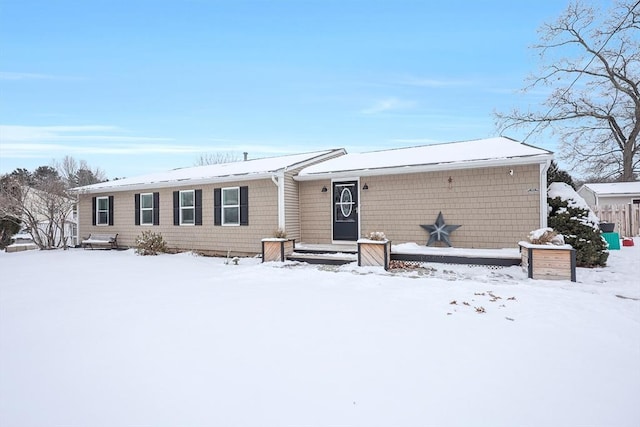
[577,182,640,209]
[73,137,553,254]
[19,186,77,248]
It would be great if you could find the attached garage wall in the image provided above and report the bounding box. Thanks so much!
[299,164,542,249]
[77,178,278,256]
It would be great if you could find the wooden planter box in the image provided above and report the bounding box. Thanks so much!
[357,239,391,270]
[519,242,576,282]
[262,238,295,262]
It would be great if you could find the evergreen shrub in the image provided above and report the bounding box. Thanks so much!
[547,183,608,267]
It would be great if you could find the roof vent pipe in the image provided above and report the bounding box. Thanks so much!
[243,152,248,161]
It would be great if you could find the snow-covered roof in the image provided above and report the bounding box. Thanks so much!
[72,149,345,193]
[296,137,552,180]
[579,182,640,196]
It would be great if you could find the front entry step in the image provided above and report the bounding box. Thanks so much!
[287,252,357,265]
[286,243,357,265]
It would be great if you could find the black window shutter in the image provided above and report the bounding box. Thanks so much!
[153,192,160,225]
[214,188,221,226]
[240,186,249,226]
[173,191,179,225]
[92,197,96,226]
[195,189,202,226]
[134,194,140,225]
[108,196,114,226]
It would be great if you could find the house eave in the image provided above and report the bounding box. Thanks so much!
[294,154,554,181]
[285,148,347,171]
[71,172,276,195]
[596,192,640,197]
[71,148,347,195]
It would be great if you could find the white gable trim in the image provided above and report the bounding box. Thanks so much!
[295,154,553,181]
[74,172,277,194]
[72,148,346,195]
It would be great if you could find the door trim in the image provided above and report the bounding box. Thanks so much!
[331,177,360,243]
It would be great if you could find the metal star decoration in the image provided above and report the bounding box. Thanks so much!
[420,211,461,247]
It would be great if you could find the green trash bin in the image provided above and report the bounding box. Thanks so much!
[602,232,620,250]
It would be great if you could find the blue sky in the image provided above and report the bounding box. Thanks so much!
[0,0,576,179]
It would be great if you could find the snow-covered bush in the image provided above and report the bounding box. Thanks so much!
[547,182,608,267]
[135,230,168,256]
[528,228,565,245]
[273,228,287,239]
[366,231,387,241]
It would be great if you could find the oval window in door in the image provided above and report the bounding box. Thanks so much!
[340,188,353,217]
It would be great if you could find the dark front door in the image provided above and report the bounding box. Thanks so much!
[332,181,358,241]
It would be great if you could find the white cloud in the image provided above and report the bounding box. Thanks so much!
[398,76,472,88]
[0,71,58,80]
[0,125,197,158]
[1,125,119,141]
[360,98,416,115]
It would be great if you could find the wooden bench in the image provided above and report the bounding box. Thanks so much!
[82,233,119,250]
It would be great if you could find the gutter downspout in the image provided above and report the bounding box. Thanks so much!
[75,194,80,248]
[271,173,285,230]
[540,159,552,228]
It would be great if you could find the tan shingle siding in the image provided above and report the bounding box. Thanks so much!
[283,150,345,242]
[299,180,333,243]
[299,165,542,248]
[78,178,278,255]
[284,170,300,241]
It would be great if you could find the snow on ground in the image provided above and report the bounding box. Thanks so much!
[1,242,639,427]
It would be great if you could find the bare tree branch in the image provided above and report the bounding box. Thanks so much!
[497,0,640,181]
[194,152,242,166]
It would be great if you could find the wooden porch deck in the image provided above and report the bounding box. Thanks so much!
[289,243,522,267]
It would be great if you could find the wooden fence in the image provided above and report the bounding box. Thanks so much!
[593,204,640,237]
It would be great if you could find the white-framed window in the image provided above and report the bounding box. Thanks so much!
[96,196,109,225]
[222,187,240,226]
[140,193,154,225]
[180,190,195,225]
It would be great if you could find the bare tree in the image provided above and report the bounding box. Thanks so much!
[497,0,640,181]
[194,152,242,166]
[0,174,22,248]
[54,155,106,187]
[56,155,78,185]
[0,172,75,249]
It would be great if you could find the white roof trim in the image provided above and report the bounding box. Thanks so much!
[74,172,278,194]
[295,137,553,181]
[579,182,640,196]
[72,149,345,194]
[295,154,553,181]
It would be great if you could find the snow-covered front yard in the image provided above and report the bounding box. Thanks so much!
[1,242,639,426]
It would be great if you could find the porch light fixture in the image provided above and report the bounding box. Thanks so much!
[362,183,369,190]
[321,186,328,192]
